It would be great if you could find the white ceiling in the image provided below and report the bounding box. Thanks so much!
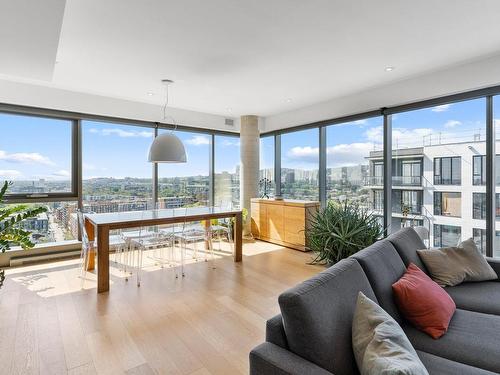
[2,0,500,118]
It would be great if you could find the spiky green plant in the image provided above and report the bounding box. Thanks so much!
[308,200,384,265]
[0,181,48,287]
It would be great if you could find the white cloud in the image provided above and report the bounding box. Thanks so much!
[52,170,70,178]
[91,128,153,138]
[287,146,319,163]
[186,135,210,146]
[432,104,451,112]
[0,150,55,166]
[0,169,22,179]
[364,126,383,142]
[353,119,367,125]
[286,143,377,168]
[221,139,240,147]
[444,120,462,128]
[327,143,376,168]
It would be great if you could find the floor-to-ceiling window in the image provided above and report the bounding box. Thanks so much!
[259,135,275,198]
[214,135,240,207]
[280,128,319,200]
[158,130,210,207]
[326,117,382,208]
[82,121,154,213]
[0,113,78,245]
[390,98,485,245]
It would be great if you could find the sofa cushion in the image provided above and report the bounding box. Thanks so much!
[352,240,407,323]
[392,263,456,339]
[352,292,428,375]
[278,257,376,375]
[405,309,500,373]
[387,227,428,273]
[417,239,497,287]
[445,281,500,315]
[266,314,288,349]
[416,351,498,375]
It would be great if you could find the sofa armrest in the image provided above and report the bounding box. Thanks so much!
[486,258,500,280]
[266,314,288,349]
[250,342,333,375]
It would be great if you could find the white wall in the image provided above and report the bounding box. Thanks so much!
[264,53,500,132]
[0,78,240,132]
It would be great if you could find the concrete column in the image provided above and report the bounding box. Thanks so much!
[240,115,260,237]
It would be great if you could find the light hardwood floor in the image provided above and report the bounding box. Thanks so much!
[0,241,323,375]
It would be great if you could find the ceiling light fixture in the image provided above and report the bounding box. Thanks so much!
[286,98,292,103]
[148,79,187,163]
[384,66,395,72]
[147,92,154,96]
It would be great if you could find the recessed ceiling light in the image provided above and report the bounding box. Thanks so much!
[225,107,232,112]
[147,92,154,96]
[385,66,395,72]
[286,98,292,103]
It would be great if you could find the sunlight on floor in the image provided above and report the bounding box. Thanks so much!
[5,240,291,298]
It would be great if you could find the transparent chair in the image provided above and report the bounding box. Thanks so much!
[210,201,234,256]
[76,210,94,289]
[128,209,175,286]
[174,207,215,268]
[85,203,129,277]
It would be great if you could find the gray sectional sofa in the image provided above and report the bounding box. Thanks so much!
[249,227,500,374]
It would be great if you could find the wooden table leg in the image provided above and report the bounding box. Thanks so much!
[84,217,96,271]
[97,225,110,293]
[234,212,242,262]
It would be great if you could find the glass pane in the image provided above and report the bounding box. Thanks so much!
[259,136,275,198]
[0,113,73,194]
[281,128,319,200]
[214,135,240,207]
[82,121,154,211]
[391,98,485,244]
[2,201,78,248]
[326,117,382,209]
[158,130,209,207]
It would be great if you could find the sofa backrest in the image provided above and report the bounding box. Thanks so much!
[352,239,407,323]
[387,227,428,274]
[278,257,376,375]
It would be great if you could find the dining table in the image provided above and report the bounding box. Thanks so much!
[84,206,243,293]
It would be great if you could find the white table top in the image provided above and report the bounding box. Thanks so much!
[85,206,241,226]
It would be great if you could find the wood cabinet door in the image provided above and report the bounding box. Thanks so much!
[251,203,261,237]
[283,206,305,246]
[267,204,284,241]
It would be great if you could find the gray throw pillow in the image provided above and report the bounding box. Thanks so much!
[352,292,429,375]
[417,238,498,287]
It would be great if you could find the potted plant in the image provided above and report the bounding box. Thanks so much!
[0,181,47,288]
[307,200,384,265]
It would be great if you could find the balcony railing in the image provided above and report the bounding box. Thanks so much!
[364,176,423,187]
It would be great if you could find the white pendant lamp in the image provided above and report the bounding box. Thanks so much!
[148,79,187,163]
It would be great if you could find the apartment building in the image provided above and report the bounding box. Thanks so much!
[366,138,500,256]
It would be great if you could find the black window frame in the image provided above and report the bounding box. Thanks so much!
[1,111,79,202]
[434,156,461,185]
[433,191,461,217]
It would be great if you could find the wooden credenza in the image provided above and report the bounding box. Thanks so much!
[251,198,319,251]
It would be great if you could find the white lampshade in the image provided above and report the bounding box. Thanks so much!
[148,132,187,163]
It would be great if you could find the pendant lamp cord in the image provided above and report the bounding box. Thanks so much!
[162,81,178,132]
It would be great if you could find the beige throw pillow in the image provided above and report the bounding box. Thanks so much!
[417,238,498,287]
[352,292,429,375]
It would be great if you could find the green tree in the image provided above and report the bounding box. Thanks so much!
[0,181,47,288]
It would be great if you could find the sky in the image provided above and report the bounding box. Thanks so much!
[283,97,488,170]
[0,116,240,182]
[0,97,496,183]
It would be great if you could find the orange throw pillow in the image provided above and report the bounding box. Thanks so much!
[392,263,456,339]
